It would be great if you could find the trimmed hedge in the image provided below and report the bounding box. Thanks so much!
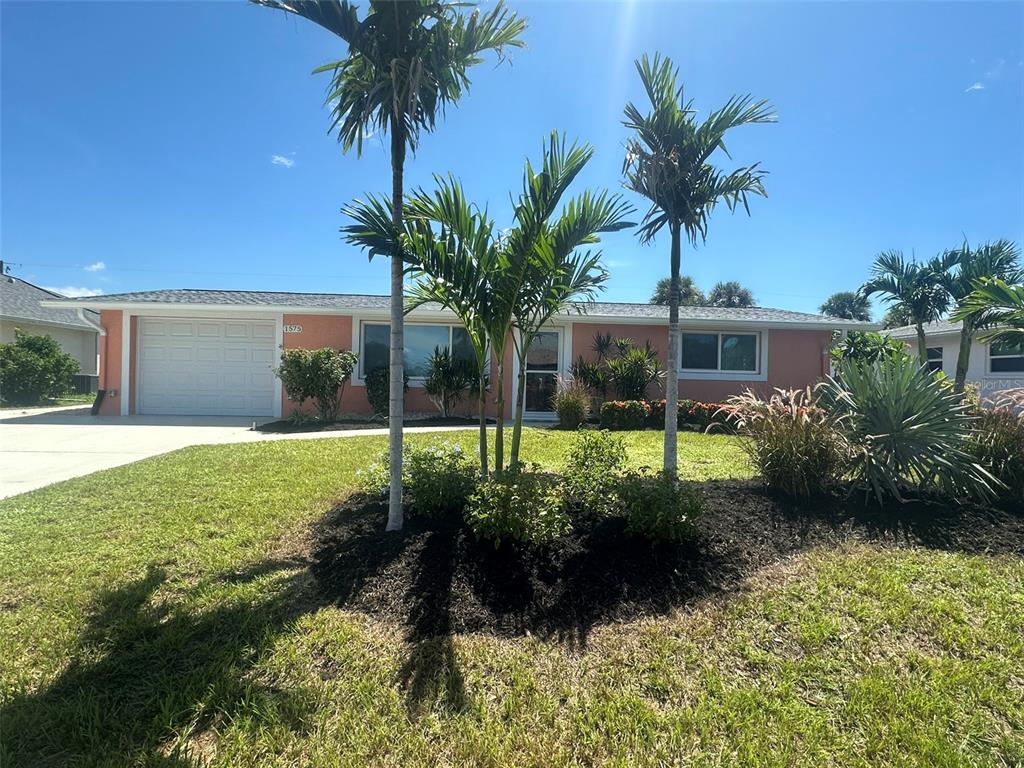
[646,398,731,431]
[599,400,650,430]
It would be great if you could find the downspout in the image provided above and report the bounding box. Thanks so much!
[77,309,107,415]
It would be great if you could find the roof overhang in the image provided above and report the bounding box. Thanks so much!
[1,313,102,332]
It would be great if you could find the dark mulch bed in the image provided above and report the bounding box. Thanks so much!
[309,482,1024,644]
[258,416,480,433]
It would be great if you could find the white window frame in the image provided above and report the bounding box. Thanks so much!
[926,346,944,374]
[678,329,768,382]
[356,320,480,386]
[987,339,1024,375]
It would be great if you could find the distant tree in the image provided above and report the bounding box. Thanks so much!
[819,291,871,321]
[881,305,911,329]
[706,280,756,308]
[650,275,704,306]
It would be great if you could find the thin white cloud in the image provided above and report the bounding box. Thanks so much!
[605,259,632,268]
[44,286,103,298]
[964,82,985,93]
[84,261,106,272]
[271,154,295,168]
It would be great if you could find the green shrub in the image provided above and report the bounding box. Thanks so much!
[464,467,570,546]
[406,442,478,519]
[553,376,590,429]
[831,331,910,366]
[355,449,394,498]
[0,329,79,405]
[724,387,849,497]
[365,366,409,418]
[275,347,358,422]
[684,401,732,431]
[570,356,608,404]
[599,400,650,430]
[646,398,698,429]
[969,391,1024,504]
[819,358,997,503]
[606,343,664,400]
[423,347,474,418]
[618,469,703,543]
[563,430,626,516]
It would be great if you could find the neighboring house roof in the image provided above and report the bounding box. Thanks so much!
[885,320,963,339]
[0,277,100,331]
[43,288,878,330]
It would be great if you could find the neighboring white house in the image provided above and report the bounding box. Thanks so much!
[886,320,1024,398]
[0,276,100,375]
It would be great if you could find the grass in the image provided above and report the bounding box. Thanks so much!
[0,392,94,409]
[1,428,1021,766]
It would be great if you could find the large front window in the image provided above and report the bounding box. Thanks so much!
[680,331,759,373]
[360,323,475,378]
[524,331,560,412]
[989,338,1024,373]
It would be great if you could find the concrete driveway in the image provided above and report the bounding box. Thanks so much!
[0,407,476,499]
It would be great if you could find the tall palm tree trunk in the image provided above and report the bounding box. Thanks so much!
[386,116,406,532]
[510,346,527,467]
[915,323,929,368]
[664,223,681,477]
[478,358,489,478]
[954,321,974,393]
[494,362,505,474]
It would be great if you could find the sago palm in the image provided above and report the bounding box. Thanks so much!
[860,250,955,366]
[946,240,1022,392]
[253,0,525,531]
[623,52,775,476]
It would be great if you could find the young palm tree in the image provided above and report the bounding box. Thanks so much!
[946,240,1022,392]
[819,291,872,321]
[953,278,1024,346]
[861,250,955,366]
[622,53,775,476]
[253,0,525,531]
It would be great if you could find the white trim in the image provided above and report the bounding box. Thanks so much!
[120,312,131,416]
[986,338,1024,376]
[520,325,567,420]
[273,314,284,418]
[678,329,769,382]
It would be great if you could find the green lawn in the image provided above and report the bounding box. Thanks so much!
[0,392,94,409]
[1,429,1021,766]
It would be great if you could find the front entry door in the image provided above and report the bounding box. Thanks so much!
[524,330,561,415]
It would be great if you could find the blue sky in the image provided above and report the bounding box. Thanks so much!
[3,1,1022,316]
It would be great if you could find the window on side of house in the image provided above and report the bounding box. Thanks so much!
[926,346,943,373]
[989,338,1024,373]
[360,322,475,379]
[680,331,759,373]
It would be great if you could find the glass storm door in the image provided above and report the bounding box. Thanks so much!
[524,330,561,414]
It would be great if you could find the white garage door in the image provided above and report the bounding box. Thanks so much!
[137,317,276,416]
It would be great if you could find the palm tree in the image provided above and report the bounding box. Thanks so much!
[952,278,1024,347]
[623,53,775,476]
[820,291,871,321]
[861,250,955,366]
[706,280,756,308]
[881,305,911,330]
[946,240,1022,392]
[650,275,703,305]
[253,0,525,531]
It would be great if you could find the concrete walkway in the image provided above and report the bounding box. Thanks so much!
[0,409,476,499]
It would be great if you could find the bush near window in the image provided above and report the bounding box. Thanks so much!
[599,400,651,430]
[647,398,687,428]
[724,387,850,497]
[969,391,1024,504]
[606,343,665,400]
[553,376,590,429]
[365,366,409,419]
[423,346,475,418]
[406,442,478,519]
[819,357,997,503]
[686,401,733,431]
[275,347,358,422]
[0,329,79,405]
[617,469,703,543]
[562,430,626,516]
[464,467,570,547]
[830,331,910,366]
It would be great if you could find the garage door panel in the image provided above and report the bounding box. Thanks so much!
[138,318,276,416]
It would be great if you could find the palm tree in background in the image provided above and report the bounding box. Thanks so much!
[861,250,956,366]
[820,290,872,321]
[881,305,912,329]
[650,275,703,305]
[946,239,1022,392]
[706,280,756,308]
[253,0,525,531]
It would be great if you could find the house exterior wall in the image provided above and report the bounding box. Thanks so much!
[908,333,1024,399]
[0,319,99,375]
[97,309,123,416]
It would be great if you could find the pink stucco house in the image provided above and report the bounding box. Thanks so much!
[44,290,875,419]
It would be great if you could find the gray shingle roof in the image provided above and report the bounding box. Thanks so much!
[885,320,963,339]
[0,277,100,330]
[44,288,874,327]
